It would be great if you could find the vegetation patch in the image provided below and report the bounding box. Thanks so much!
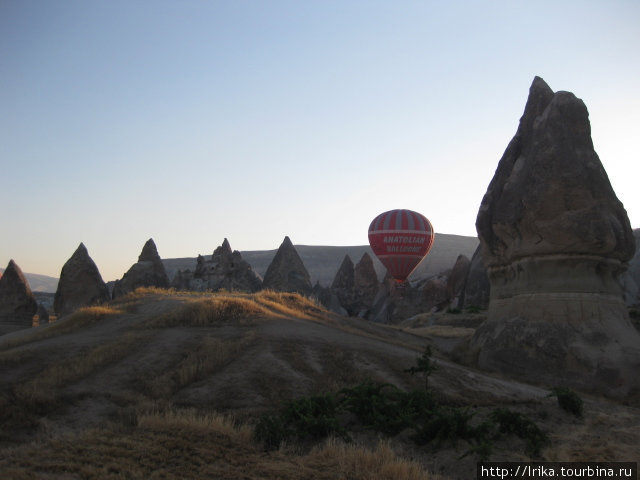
[0,305,123,352]
[144,334,255,398]
[255,290,326,320]
[0,408,433,480]
[549,387,584,418]
[255,348,549,461]
[145,297,274,328]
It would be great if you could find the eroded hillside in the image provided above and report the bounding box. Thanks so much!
[0,289,638,479]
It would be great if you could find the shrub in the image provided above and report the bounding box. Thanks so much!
[490,408,549,457]
[549,387,583,418]
[339,380,433,436]
[412,406,476,447]
[255,393,347,450]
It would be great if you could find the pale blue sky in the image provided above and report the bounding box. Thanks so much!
[1,0,639,281]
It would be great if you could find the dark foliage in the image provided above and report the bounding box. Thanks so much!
[549,387,583,418]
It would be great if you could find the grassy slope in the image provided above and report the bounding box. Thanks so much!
[0,288,638,480]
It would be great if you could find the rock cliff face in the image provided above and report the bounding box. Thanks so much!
[458,246,490,310]
[171,239,262,293]
[54,243,110,317]
[471,77,640,398]
[621,229,640,307]
[0,260,37,332]
[262,237,312,294]
[112,239,170,298]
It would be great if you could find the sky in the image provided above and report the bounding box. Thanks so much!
[1,0,639,282]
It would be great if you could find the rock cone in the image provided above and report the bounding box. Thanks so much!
[262,236,312,294]
[0,260,37,332]
[54,243,110,317]
[112,239,170,298]
[353,253,379,307]
[471,77,639,398]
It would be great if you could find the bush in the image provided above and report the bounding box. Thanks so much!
[339,380,434,436]
[254,351,550,460]
[255,393,347,450]
[412,406,476,447]
[549,387,583,418]
[490,408,549,457]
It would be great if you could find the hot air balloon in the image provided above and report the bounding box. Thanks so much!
[368,209,435,284]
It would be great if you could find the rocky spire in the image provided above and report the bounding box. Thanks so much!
[262,236,312,294]
[0,259,37,331]
[139,238,162,263]
[213,238,233,259]
[112,238,170,298]
[471,77,639,399]
[353,253,379,303]
[331,255,354,291]
[54,243,110,317]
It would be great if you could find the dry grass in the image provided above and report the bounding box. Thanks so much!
[112,286,179,299]
[13,331,145,404]
[138,408,254,443]
[144,334,255,398]
[143,296,276,328]
[255,290,327,320]
[0,305,123,352]
[0,409,440,480]
[0,330,148,443]
[307,438,438,480]
[543,406,640,463]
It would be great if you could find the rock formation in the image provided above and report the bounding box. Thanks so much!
[112,238,170,298]
[0,260,37,332]
[458,246,490,310]
[262,236,312,294]
[470,76,640,398]
[54,243,110,317]
[321,253,381,317]
[446,255,470,305]
[331,255,355,291]
[331,255,355,312]
[36,304,49,325]
[621,229,640,307]
[421,275,449,311]
[353,253,379,309]
[171,239,262,292]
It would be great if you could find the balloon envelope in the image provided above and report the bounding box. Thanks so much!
[368,209,435,283]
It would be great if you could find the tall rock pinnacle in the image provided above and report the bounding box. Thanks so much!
[471,77,639,399]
